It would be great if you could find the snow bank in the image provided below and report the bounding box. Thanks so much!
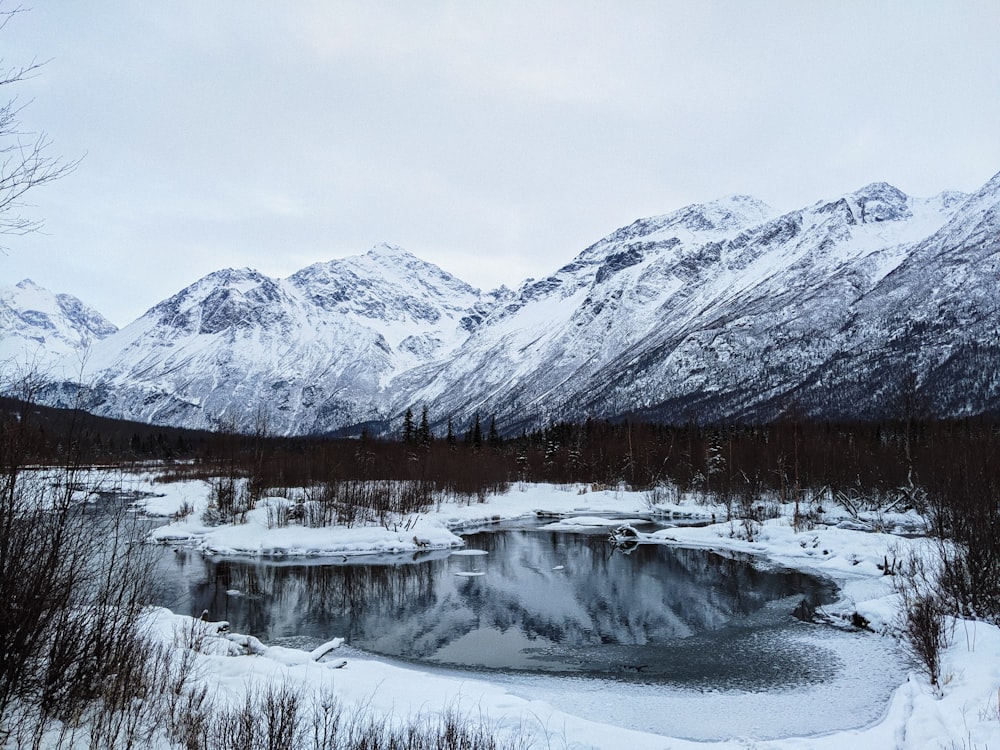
[139,605,1000,750]
[133,478,1000,748]
[146,482,695,558]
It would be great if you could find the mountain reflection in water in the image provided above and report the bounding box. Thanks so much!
[155,528,840,689]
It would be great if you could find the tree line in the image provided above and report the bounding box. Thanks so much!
[4,395,998,505]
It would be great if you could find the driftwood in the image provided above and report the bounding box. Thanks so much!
[609,524,641,554]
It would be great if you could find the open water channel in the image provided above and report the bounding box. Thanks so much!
[152,520,909,739]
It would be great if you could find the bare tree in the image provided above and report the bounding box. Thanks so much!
[0,378,161,745]
[0,3,77,245]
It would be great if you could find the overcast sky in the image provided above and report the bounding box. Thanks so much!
[3,1,999,326]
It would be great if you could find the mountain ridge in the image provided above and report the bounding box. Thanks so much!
[6,170,998,435]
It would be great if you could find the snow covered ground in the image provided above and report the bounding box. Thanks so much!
[128,475,1000,749]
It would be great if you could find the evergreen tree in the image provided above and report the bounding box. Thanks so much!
[419,405,431,447]
[403,407,414,444]
[472,413,483,449]
[446,417,457,448]
[488,414,502,448]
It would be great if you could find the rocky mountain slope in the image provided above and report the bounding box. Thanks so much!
[408,182,978,429]
[11,170,1000,434]
[48,244,487,433]
[0,279,118,379]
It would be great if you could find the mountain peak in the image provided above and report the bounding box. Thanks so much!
[660,194,774,236]
[204,267,267,286]
[930,190,969,209]
[292,245,476,294]
[0,279,117,369]
[815,182,911,225]
[850,181,908,202]
[714,193,774,214]
[851,182,910,223]
[366,243,414,260]
[698,194,774,229]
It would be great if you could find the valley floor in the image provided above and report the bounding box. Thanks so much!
[129,477,1000,749]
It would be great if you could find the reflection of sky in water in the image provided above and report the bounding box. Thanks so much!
[155,528,846,690]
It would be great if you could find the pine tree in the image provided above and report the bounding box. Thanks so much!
[446,417,456,448]
[419,405,431,447]
[472,413,483,450]
[488,415,501,449]
[403,407,414,444]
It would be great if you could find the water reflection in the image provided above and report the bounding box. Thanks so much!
[155,529,839,688]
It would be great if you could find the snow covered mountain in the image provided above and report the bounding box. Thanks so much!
[786,174,1000,420]
[0,279,118,378]
[42,245,486,433]
[409,182,977,429]
[564,183,978,424]
[16,170,1000,434]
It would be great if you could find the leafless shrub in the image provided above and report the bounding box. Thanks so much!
[904,594,948,689]
[295,479,438,529]
[926,474,1000,625]
[174,499,196,521]
[642,481,680,511]
[0,375,176,747]
[265,497,292,529]
[209,683,305,750]
[203,474,258,526]
[0,467,159,737]
[894,548,950,688]
[730,471,774,542]
[199,686,529,750]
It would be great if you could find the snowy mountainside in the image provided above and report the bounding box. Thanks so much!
[788,173,1000,420]
[287,244,482,380]
[19,169,1000,434]
[576,183,990,424]
[0,279,118,376]
[413,181,975,429]
[397,195,780,422]
[45,246,489,434]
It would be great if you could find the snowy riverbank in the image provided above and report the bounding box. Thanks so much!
[133,476,1000,749]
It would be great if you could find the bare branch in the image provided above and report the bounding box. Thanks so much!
[0,5,77,244]
[0,3,26,34]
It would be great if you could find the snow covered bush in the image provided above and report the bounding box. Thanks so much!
[728,471,778,541]
[264,496,294,528]
[203,474,259,526]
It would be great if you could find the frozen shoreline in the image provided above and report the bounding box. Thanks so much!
[135,476,1000,748]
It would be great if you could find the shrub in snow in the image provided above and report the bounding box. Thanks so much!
[894,547,950,689]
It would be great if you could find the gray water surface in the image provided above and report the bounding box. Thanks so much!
[154,525,846,691]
